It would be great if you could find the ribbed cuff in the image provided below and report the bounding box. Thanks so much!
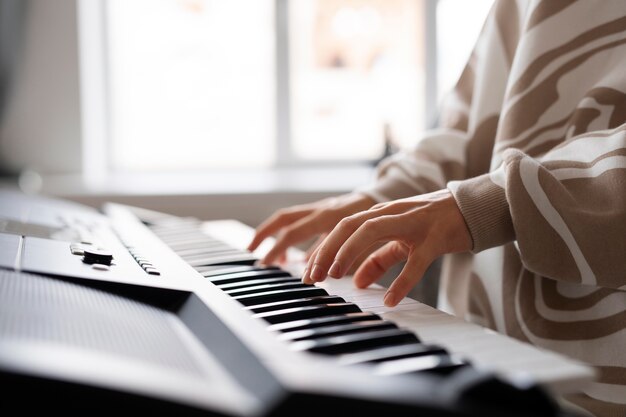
[447,174,515,253]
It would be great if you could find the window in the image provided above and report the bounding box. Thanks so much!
[436,0,494,103]
[289,0,426,160]
[80,0,493,177]
[106,0,276,171]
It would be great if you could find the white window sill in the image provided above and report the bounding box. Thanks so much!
[41,165,377,197]
[34,165,378,226]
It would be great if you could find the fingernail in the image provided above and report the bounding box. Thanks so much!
[328,261,341,277]
[302,267,310,283]
[383,291,395,307]
[310,264,324,282]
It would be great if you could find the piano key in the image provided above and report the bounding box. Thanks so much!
[253,303,361,324]
[168,240,233,252]
[217,277,301,290]
[290,328,418,355]
[149,227,204,237]
[165,237,229,248]
[374,354,469,376]
[225,282,309,297]
[208,269,292,284]
[175,245,238,257]
[233,287,329,306]
[148,221,202,230]
[278,320,397,342]
[176,247,242,262]
[266,312,382,333]
[245,295,345,314]
[187,253,258,267]
[196,264,280,276]
[159,235,220,245]
[153,230,213,240]
[338,343,449,365]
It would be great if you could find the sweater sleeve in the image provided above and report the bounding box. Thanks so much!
[448,124,626,289]
[358,0,518,202]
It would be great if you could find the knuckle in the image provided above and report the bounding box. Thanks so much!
[362,218,382,232]
[389,243,405,259]
[337,216,354,229]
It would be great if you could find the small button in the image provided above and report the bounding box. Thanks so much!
[145,267,160,276]
[139,261,153,267]
[91,263,110,271]
[70,247,84,256]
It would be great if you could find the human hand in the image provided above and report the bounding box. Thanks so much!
[302,189,472,307]
[247,193,377,265]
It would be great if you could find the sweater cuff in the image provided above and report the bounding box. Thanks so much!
[447,174,515,253]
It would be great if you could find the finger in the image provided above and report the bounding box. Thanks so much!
[383,251,431,307]
[247,207,310,251]
[307,212,371,282]
[304,234,327,262]
[261,214,322,265]
[352,241,409,289]
[324,215,403,280]
[307,204,414,282]
[303,244,322,283]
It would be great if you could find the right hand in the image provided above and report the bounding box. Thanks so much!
[247,193,377,266]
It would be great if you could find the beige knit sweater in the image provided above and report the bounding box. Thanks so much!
[360,1,626,416]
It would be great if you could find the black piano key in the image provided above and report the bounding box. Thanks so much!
[290,328,418,355]
[195,265,280,276]
[184,253,246,264]
[278,320,397,342]
[245,295,345,314]
[225,282,309,297]
[253,303,361,324]
[267,312,381,333]
[187,253,258,267]
[338,343,448,365]
[233,287,329,306]
[374,354,470,376]
[208,269,292,284]
[217,277,301,290]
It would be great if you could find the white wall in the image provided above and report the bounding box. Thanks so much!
[1,0,82,174]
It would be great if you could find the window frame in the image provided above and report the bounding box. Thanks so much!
[78,0,440,183]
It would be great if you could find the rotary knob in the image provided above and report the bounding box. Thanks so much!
[82,248,114,266]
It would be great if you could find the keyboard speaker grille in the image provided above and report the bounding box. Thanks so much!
[0,269,201,375]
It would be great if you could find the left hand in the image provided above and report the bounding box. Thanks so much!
[302,189,472,307]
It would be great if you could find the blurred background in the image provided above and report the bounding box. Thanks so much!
[0,0,492,304]
[0,0,491,220]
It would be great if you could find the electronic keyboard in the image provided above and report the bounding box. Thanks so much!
[0,190,596,416]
